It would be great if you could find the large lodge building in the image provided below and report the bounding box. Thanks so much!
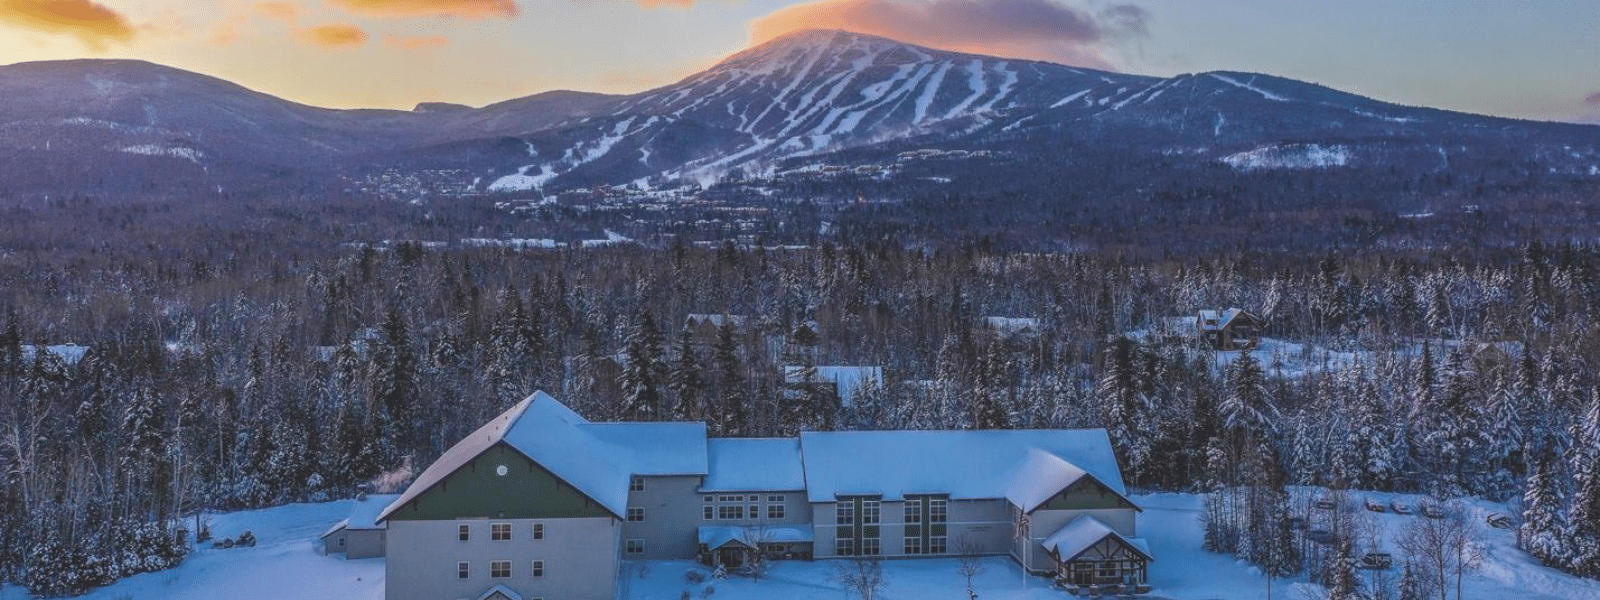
[375,392,1151,600]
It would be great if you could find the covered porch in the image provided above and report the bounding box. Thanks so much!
[1040,516,1153,588]
[697,526,815,567]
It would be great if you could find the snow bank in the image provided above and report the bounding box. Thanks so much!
[1223,144,1351,171]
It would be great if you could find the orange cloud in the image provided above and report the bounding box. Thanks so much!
[385,34,448,49]
[329,0,516,19]
[255,1,300,23]
[637,0,692,7]
[750,0,1149,71]
[300,23,368,48]
[0,0,135,49]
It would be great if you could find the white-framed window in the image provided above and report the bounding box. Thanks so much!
[861,500,880,525]
[457,562,470,579]
[904,536,922,554]
[718,505,744,520]
[768,503,785,520]
[904,502,921,524]
[768,495,785,503]
[531,560,544,578]
[703,505,714,520]
[458,524,470,541]
[930,535,947,554]
[836,503,854,525]
[704,495,714,503]
[835,538,854,556]
[630,476,645,492]
[491,560,511,578]
[491,523,511,541]
[861,538,881,555]
[625,539,646,555]
[930,499,948,523]
[627,507,645,522]
[749,504,759,519]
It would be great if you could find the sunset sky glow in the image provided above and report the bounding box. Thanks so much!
[1,0,1596,123]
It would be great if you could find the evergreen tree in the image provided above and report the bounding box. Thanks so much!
[373,308,418,453]
[668,330,704,422]
[618,311,666,421]
[1099,336,1148,475]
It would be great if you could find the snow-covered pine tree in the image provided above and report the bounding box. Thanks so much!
[619,310,667,421]
[1521,442,1570,569]
[669,330,704,422]
[1099,336,1148,475]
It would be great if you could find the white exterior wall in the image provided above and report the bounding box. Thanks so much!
[386,517,619,600]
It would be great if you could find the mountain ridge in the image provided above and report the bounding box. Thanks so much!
[0,29,1596,196]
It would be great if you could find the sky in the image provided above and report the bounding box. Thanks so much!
[0,0,1596,124]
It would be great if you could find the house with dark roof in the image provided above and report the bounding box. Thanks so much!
[1197,308,1263,351]
[377,391,1149,600]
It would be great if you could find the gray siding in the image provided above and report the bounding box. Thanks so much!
[346,529,385,559]
[621,475,703,560]
[812,498,1013,559]
[386,517,618,600]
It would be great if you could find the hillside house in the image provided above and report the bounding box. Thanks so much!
[376,391,1149,600]
[1197,309,1262,351]
[783,365,883,408]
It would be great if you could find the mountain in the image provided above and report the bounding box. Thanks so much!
[0,30,1597,197]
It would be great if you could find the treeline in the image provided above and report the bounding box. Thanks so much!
[4,215,1600,593]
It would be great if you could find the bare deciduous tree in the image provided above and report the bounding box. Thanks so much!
[955,536,987,599]
[1395,501,1484,600]
[831,556,887,600]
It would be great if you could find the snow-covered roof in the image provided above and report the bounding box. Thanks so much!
[1006,449,1094,513]
[378,391,708,522]
[702,438,807,492]
[585,422,710,476]
[685,314,748,329]
[476,584,523,600]
[20,344,90,365]
[1198,309,1250,331]
[984,317,1040,333]
[698,526,815,550]
[785,365,882,408]
[1040,515,1154,562]
[345,494,399,531]
[798,429,1125,503]
[319,518,349,540]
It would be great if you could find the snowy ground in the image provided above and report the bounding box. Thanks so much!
[0,502,382,600]
[6,492,1597,600]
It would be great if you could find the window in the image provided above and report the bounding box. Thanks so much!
[625,539,645,555]
[768,504,785,520]
[491,560,511,579]
[531,560,544,578]
[930,535,947,554]
[457,562,470,579]
[835,538,854,556]
[627,508,645,522]
[904,502,921,524]
[930,499,948,523]
[749,504,759,519]
[861,538,881,556]
[718,505,744,520]
[703,506,714,520]
[630,476,645,492]
[904,536,922,554]
[532,523,545,540]
[768,495,785,503]
[861,500,880,525]
[704,495,714,503]
[836,503,855,525]
[491,523,511,541]
[458,524,470,541]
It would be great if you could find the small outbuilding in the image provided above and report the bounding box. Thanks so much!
[320,493,398,559]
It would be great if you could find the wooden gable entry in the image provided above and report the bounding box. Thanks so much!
[1055,535,1149,586]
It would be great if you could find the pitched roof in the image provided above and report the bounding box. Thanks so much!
[698,525,814,550]
[702,438,807,491]
[378,391,708,522]
[346,494,400,530]
[1199,308,1254,331]
[1040,515,1154,563]
[1006,449,1091,513]
[798,429,1125,503]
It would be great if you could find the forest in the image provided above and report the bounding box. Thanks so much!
[1,191,1600,598]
